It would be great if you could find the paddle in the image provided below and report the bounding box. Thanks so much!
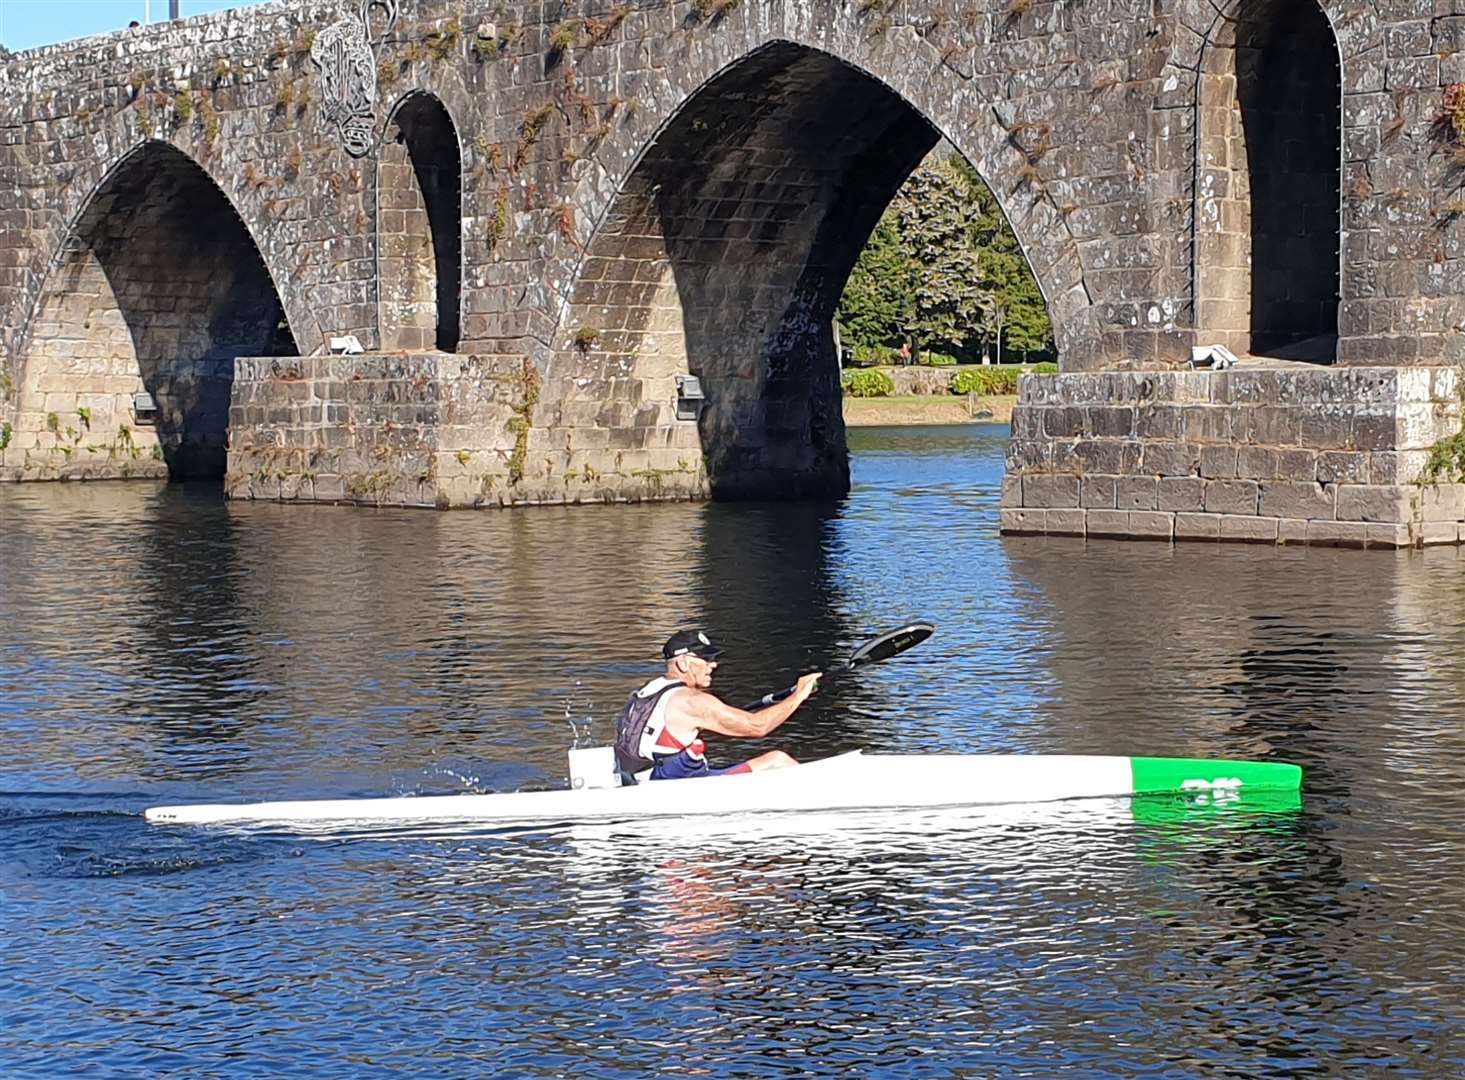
[741,621,935,711]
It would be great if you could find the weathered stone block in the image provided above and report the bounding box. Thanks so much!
[1043,407,1086,438]
[1044,509,1087,536]
[1085,509,1131,537]
[1335,484,1414,523]
[1199,445,1238,479]
[1236,446,1277,479]
[1175,512,1220,540]
[1246,407,1299,445]
[1080,474,1118,508]
[1069,439,1142,474]
[1418,484,1465,522]
[1116,476,1158,510]
[1085,407,1136,437]
[1278,518,1309,545]
[1001,508,1045,534]
[1318,451,1369,484]
[1277,448,1318,481]
[1182,405,1235,443]
[1219,514,1278,542]
[1001,474,1022,507]
[1204,479,1259,515]
[1141,441,1199,477]
[1351,411,1398,451]
[1369,451,1429,485]
[1158,476,1205,511]
[1258,481,1335,521]
[1366,523,1413,548]
[1007,439,1053,473]
[1135,405,1183,439]
[1307,520,1372,547]
[1420,521,1461,545]
[1023,475,1080,508]
[1010,408,1044,440]
[1128,510,1175,540]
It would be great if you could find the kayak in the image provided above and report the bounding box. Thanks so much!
[143,750,1302,828]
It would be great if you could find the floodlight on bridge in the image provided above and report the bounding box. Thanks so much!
[674,375,705,421]
[132,391,158,425]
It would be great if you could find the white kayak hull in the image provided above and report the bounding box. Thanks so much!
[143,751,1302,827]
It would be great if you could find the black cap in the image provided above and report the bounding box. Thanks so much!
[662,629,724,661]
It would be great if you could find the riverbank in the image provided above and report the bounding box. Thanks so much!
[844,394,1017,426]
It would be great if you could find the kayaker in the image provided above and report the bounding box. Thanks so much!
[615,629,820,783]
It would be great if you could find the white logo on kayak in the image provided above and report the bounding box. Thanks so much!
[1180,776,1243,805]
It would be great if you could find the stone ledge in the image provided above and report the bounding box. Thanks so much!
[998,506,1461,549]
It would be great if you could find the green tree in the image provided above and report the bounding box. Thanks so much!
[837,150,1055,363]
[836,213,916,351]
[896,156,989,357]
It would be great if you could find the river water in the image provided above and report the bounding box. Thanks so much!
[3,423,1464,1077]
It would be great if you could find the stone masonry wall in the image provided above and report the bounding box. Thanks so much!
[227,352,707,507]
[0,0,1463,507]
[1002,366,1465,547]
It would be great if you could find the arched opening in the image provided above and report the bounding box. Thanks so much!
[379,94,462,353]
[551,43,1048,500]
[1195,0,1341,362]
[16,141,296,480]
[835,146,1055,367]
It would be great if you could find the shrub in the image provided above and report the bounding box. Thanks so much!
[922,351,958,366]
[850,342,900,367]
[950,363,1057,396]
[951,368,1007,395]
[842,369,895,398]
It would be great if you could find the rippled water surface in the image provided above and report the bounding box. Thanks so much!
[4,423,1465,1077]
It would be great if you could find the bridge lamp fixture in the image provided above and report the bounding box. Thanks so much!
[132,391,158,425]
[674,374,705,421]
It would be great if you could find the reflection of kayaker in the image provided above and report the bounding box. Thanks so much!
[614,630,820,784]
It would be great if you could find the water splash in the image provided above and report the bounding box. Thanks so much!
[563,680,596,749]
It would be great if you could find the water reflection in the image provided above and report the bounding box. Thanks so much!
[4,426,1465,1077]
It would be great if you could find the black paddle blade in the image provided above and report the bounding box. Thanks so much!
[847,621,935,669]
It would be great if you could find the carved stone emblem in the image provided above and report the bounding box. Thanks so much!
[311,0,398,157]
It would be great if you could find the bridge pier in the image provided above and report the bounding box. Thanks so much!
[225,352,700,507]
[225,350,852,507]
[1001,367,1465,548]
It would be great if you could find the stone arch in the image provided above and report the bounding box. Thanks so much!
[378,91,463,353]
[555,31,1091,366]
[12,139,298,480]
[1192,0,1343,361]
[547,37,1073,501]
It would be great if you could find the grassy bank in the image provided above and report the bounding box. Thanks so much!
[843,394,1017,426]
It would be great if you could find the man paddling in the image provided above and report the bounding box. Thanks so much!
[615,630,820,783]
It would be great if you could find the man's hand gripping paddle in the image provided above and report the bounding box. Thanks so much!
[741,621,936,711]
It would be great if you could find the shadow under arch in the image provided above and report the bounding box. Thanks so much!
[1192,0,1343,362]
[18,139,298,479]
[378,91,462,353]
[549,40,1054,502]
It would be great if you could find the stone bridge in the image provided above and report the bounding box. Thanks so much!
[1,0,1463,543]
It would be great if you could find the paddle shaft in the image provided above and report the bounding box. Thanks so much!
[743,670,836,712]
[740,621,934,712]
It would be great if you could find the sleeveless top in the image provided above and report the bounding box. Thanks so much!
[614,676,707,780]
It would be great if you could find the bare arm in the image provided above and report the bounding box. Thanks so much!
[669,672,821,739]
